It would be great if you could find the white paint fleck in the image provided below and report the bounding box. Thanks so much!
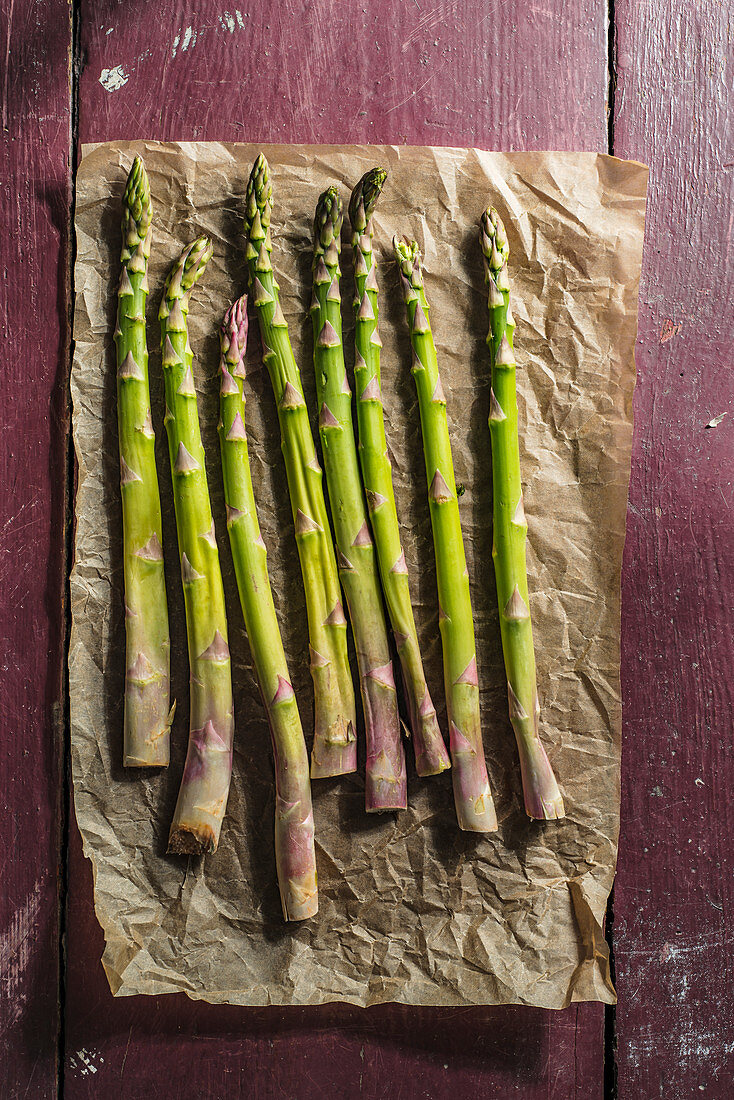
[706,412,727,428]
[220,11,235,32]
[181,26,196,52]
[172,34,180,58]
[99,66,129,92]
[105,27,113,35]
[68,1049,105,1077]
[236,9,245,27]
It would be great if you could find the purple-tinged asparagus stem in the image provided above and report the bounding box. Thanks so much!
[218,297,317,918]
[160,237,235,855]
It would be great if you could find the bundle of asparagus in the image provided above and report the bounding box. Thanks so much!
[111,154,566,905]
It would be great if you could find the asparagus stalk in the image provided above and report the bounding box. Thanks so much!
[480,208,565,820]
[312,187,407,812]
[394,236,497,832]
[160,236,235,854]
[243,154,356,779]
[218,295,318,918]
[116,156,173,766]
[349,170,450,777]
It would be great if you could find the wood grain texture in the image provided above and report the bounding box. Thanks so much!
[0,1,71,1096]
[64,1,609,1096]
[613,0,734,1095]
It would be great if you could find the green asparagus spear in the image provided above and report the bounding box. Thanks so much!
[115,156,173,767]
[480,208,565,820]
[394,236,497,832]
[160,237,235,854]
[349,170,450,777]
[218,295,318,918]
[312,187,407,812]
[243,154,356,779]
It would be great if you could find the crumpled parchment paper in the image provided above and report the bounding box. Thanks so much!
[70,141,647,1007]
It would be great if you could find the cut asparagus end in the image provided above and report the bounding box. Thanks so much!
[168,823,218,856]
[310,716,357,778]
[404,680,451,776]
[517,739,566,820]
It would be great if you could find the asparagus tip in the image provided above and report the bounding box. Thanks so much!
[123,153,152,240]
[348,167,387,230]
[480,206,510,272]
[244,152,273,237]
[314,185,343,248]
[221,294,248,368]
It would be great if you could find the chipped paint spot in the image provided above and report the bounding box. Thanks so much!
[705,412,727,428]
[659,318,681,343]
[68,1048,106,1077]
[99,66,128,92]
[220,11,235,32]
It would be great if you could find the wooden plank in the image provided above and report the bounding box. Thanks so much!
[613,1,734,1095]
[66,816,605,1098]
[67,1,609,1095]
[0,1,72,1096]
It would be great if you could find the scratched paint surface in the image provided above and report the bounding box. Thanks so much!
[62,1,608,1097]
[613,2,734,1096]
[0,1,70,1096]
[79,0,608,149]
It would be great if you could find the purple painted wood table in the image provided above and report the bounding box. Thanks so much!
[1,1,731,1096]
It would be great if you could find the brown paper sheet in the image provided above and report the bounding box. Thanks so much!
[70,141,647,1008]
